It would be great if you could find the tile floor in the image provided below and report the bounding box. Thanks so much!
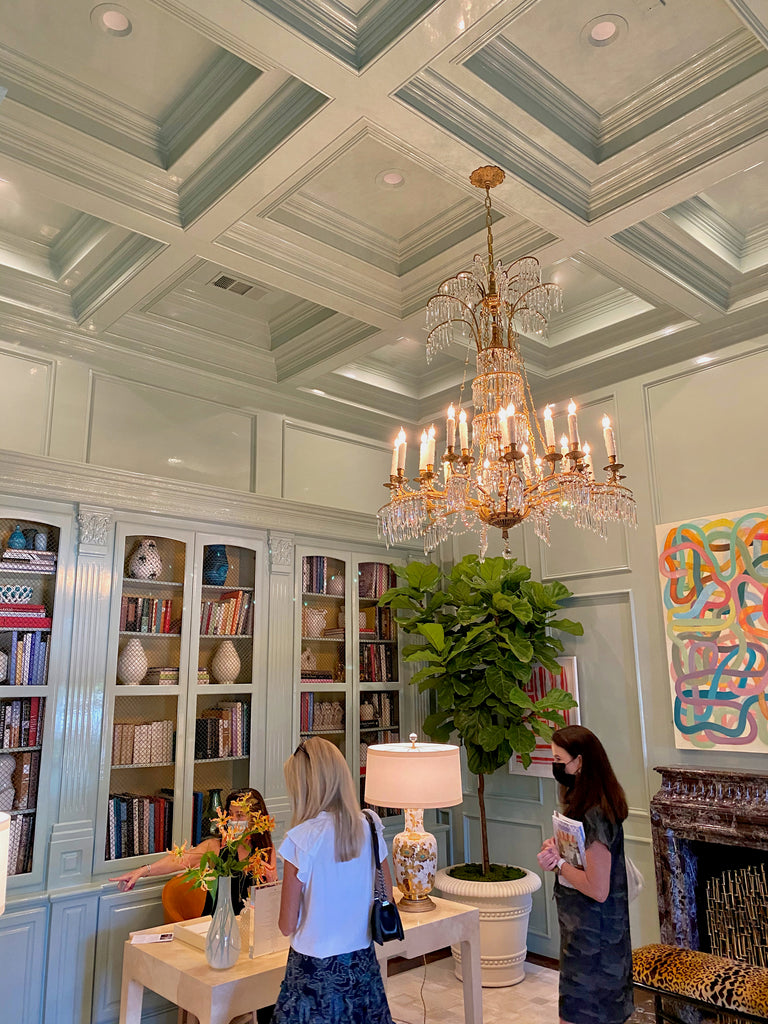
[386,956,657,1024]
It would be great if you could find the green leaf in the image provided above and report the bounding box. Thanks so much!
[549,617,584,636]
[381,593,421,611]
[506,684,535,710]
[502,635,534,662]
[404,561,441,591]
[544,580,572,604]
[506,723,537,754]
[408,665,443,687]
[492,592,533,623]
[416,622,445,651]
[478,724,506,750]
[534,688,578,711]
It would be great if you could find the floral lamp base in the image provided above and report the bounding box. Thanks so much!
[392,808,437,913]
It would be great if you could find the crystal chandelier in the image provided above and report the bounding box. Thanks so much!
[377,165,636,556]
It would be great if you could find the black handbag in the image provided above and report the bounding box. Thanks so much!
[363,810,404,945]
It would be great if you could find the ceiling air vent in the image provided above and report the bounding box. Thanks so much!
[208,272,264,300]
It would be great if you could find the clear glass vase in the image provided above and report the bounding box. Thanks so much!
[205,875,241,969]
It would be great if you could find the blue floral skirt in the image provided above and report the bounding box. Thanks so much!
[272,944,393,1024]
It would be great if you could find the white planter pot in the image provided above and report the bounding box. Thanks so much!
[435,865,542,987]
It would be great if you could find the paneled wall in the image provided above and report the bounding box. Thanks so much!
[0,340,392,515]
[447,336,768,958]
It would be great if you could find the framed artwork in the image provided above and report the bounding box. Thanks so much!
[657,506,768,753]
[509,657,580,777]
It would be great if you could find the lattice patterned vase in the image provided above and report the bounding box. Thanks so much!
[117,638,148,685]
[211,640,240,684]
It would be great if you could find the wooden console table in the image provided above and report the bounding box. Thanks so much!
[119,893,482,1024]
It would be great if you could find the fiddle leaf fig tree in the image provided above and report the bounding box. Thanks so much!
[379,554,582,878]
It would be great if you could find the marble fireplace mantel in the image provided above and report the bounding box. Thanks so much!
[651,765,768,949]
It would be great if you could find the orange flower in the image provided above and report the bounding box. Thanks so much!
[172,841,189,862]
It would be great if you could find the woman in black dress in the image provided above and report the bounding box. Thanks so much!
[537,726,633,1024]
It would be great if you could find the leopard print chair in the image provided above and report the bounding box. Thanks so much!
[633,944,768,1023]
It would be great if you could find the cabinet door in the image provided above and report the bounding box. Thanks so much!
[184,533,267,845]
[0,902,47,1024]
[96,525,195,872]
[295,549,351,762]
[0,509,71,889]
[355,559,405,820]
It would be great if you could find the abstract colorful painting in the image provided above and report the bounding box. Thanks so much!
[657,507,768,752]
[509,657,579,777]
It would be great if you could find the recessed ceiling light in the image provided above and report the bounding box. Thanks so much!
[581,14,627,48]
[91,4,133,37]
[694,355,714,365]
[376,169,406,189]
[310,389,326,396]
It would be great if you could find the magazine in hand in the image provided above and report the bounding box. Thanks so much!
[552,811,586,889]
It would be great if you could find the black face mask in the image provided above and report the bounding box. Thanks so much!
[552,762,576,787]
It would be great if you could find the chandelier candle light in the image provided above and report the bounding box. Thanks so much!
[377,165,636,555]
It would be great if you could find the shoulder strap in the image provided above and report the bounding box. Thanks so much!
[363,810,386,900]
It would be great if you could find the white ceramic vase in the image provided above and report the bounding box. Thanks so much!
[128,538,163,580]
[117,638,148,685]
[211,640,240,684]
[435,865,542,987]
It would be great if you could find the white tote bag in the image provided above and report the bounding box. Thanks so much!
[625,855,645,902]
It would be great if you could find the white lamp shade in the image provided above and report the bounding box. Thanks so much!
[0,811,9,915]
[365,741,462,809]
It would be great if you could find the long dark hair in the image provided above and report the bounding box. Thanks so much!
[552,725,628,824]
[225,787,273,852]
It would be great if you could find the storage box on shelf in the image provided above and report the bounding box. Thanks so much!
[0,516,61,877]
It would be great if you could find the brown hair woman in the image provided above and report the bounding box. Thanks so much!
[537,725,633,1024]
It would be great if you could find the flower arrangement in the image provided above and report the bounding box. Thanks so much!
[173,794,275,904]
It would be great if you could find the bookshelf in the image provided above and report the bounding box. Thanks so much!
[97,527,266,868]
[0,514,62,878]
[295,549,406,822]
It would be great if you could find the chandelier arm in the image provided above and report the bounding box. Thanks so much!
[426,295,482,348]
[510,283,559,315]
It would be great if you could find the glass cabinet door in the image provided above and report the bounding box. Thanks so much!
[296,552,349,761]
[356,561,402,819]
[187,538,262,845]
[0,513,64,880]
[101,529,193,866]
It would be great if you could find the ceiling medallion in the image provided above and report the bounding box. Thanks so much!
[90,4,133,37]
[581,14,628,48]
[377,165,637,556]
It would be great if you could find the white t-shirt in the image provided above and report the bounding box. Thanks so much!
[278,809,388,958]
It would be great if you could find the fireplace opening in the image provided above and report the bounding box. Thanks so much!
[687,840,768,966]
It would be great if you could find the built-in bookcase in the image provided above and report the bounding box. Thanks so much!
[0,513,65,879]
[97,524,266,870]
[295,548,407,822]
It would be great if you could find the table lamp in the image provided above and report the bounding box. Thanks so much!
[0,811,9,915]
[365,733,462,913]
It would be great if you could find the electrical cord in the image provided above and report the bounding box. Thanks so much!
[391,954,428,1024]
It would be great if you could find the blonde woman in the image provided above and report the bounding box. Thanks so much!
[274,737,394,1024]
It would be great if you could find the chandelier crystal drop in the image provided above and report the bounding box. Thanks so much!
[377,165,637,556]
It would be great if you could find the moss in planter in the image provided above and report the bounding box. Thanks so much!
[449,863,526,883]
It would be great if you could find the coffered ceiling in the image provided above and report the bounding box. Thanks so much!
[1,0,768,442]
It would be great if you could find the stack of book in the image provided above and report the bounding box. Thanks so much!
[360,642,396,682]
[1,696,44,748]
[194,700,250,759]
[120,596,175,633]
[200,589,253,635]
[300,670,337,684]
[7,813,36,875]
[358,563,396,599]
[112,720,174,766]
[302,556,344,595]
[105,793,173,859]
[0,602,52,631]
[143,666,180,686]
[1,628,50,685]
[12,748,41,809]
[0,549,56,573]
